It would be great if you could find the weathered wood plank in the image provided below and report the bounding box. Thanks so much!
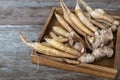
[0,8,51,25]
[0,7,119,25]
[0,0,119,10]
[0,0,119,25]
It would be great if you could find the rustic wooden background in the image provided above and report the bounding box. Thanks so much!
[0,0,120,80]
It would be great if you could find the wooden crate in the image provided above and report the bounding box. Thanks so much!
[31,7,120,79]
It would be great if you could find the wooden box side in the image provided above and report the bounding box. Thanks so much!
[38,7,57,42]
[114,25,120,68]
[31,54,117,79]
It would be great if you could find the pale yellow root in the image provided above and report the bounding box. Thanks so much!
[69,12,94,36]
[75,1,98,32]
[88,18,107,29]
[92,46,114,58]
[70,25,86,37]
[49,31,68,43]
[49,31,58,38]
[60,0,93,36]
[79,0,119,25]
[52,26,70,37]
[84,12,106,29]
[79,0,93,13]
[95,19,112,27]
[52,26,85,46]
[63,58,80,64]
[55,11,84,40]
[78,53,96,63]
[73,42,85,53]
[112,15,120,19]
[60,0,86,37]
[55,12,73,32]
[95,9,119,25]
[45,38,82,56]
[19,32,77,59]
[53,36,68,43]
[84,12,91,19]
[68,37,74,47]
[41,42,51,47]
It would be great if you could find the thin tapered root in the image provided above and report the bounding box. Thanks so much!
[19,32,33,47]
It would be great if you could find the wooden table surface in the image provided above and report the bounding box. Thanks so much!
[0,0,120,80]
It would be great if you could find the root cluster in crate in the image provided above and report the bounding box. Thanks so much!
[19,0,120,65]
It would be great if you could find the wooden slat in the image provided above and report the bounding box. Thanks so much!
[31,54,117,79]
[114,24,120,68]
[0,0,119,10]
[0,1,119,25]
[0,7,51,25]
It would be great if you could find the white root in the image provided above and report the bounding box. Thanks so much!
[84,12,107,30]
[92,46,114,58]
[69,12,94,36]
[78,46,114,63]
[60,0,93,36]
[19,33,76,58]
[88,28,113,49]
[78,0,93,13]
[45,38,82,56]
[49,31,57,38]
[95,19,112,27]
[75,1,98,32]
[41,42,51,47]
[111,25,117,32]
[112,15,120,19]
[78,53,96,63]
[53,37,68,43]
[79,0,119,25]
[52,26,86,48]
[63,58,80,64]
[55,11,84,40]
[55,12,73,32]
[95,9,119,25]
[49,31,68,43]
[88,18,107,29]
[60,0,86,37]
[68,37,74,47]
[92,9,116,24]
[69,31,85,46]
[84,12,91,19]
[85,35,92,50]
[52,26,70,38]
[73,42,85,53]
[87,36,95,44]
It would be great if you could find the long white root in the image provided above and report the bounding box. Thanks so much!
[75,1,98,32]
[79,0,119,25]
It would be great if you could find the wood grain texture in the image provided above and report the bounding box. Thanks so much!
[0,0,120,80]
[114,25,120,69]
[0,0,119,25]
[31,54,117,79]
